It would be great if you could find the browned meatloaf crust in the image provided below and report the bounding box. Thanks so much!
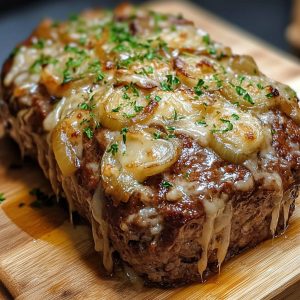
[1,4,300,287]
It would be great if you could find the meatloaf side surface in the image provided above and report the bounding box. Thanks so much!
[1,4,300,286]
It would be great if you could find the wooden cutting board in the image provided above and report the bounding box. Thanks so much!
[1,1,300,299]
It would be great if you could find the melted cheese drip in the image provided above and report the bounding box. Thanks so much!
[215,202,232,270]
[282,186,299,228]
[61,177,75,223]
[197,197,232,277]
[91,185,113,273]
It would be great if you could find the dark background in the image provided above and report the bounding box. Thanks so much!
[0,0,295,65]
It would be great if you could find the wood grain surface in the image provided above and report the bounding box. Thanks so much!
[1,1,300,299]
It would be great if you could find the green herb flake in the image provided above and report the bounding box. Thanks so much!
[235,86,246,96]
[120,127,128,144]
[29,55,58,73]
[161,75,180,91]
[154,95,161,102]
[153,132,162,139]
[271,129,276,135]
[243,93,254,104]
[79,103,90,110]
[162,181,173,188]
[213,74,223,88]
[257,83,264,90]
[83,127,94,139]
[123,93,130,100]
[208,47,217,55]
[29,188,55,208]
[32,39,45,49]
[196,120,208,126]
[62,69,73,84]
[266,92,274,99]
[134,102,144,113]
[107,143,119,155]
[0,193,5,203]
[194,79,205,96]
[79,36,87,46]
[202,34,211,45]
[238,75,246,85]
[112,106,121,112]
[231,113,240,120]
[167,126,175,132]
[220,118,233,132]
[212,119,234,134]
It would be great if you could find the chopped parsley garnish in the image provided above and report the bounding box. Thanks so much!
[162,181,173,188]
[231,113,240,120]
[29,188,55,208]
[32,39,45,49]
[238,75,246,85]
[234,84,254,104]
[161,75,180,91]
[208,47,217,55]
[64,44,87,56]
[167,126,175,132]
[0,193,5,203]
[194,79,205,96]
[79,102,94,110]
[88,60,105,82]
[138,66,154,75]
[124,83,139,97]
[220,119,233,132]
[202,34,211,45]
[122,92,130,100]
[66,57,83,69]
[235,86,246,96]
[153,132,162,139]
[120,127,128,144]
[196,120,208,126]
[29,55,57,73]
[271,129,276,135]
[257,83,264,90]
[212,119,233,134]
[107,143,118,155]
[83,127,94,139]
[62,69,73,84]
[213,74,223,88]
[134,102,144,112]
[266,92,274,98]
[79,36,87,46]
[112,106,121,112]
[243,93,254,104]
[154,95,161,102]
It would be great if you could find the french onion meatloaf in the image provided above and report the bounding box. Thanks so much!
[1,4,300,286]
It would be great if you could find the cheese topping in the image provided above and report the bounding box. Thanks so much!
[4,4,300,276]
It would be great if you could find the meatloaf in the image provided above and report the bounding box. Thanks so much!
[1,3,300,287]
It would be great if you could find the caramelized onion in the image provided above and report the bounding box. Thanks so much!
[101,127,181,202]
[97,86,151,130]
[118,129,181,182]
[51,110,88,176]
[207,105,264,163]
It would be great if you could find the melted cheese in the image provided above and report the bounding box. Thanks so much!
[126,207,163,235]
[91,186,113,272]
[197,196,230,277]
